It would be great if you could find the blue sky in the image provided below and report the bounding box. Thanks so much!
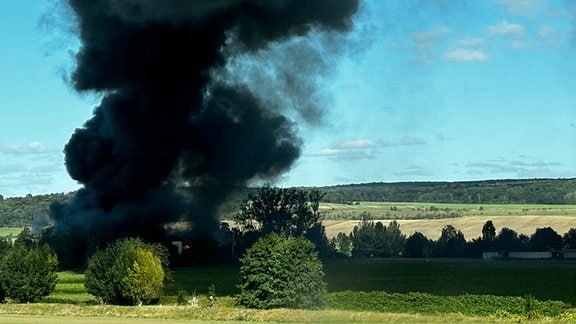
[1,0,576,197]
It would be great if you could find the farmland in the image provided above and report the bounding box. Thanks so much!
[3,202,576,241]
[1,259,575,322]
[320,202,576,239]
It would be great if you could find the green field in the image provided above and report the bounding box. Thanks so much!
[1,258,575,322]
[0,227,21,237]
[320,201,576,220]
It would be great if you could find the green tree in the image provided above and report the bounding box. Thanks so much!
[236,233,326,309]
[529,227,562,251]
[564,191,576,204]
[0,237,10,303]
[14,226,36,249]
[329,232,353,258]
[482,220,496,242]
[563,228,576,248]
[85,238,167,305]
[234,185,325,236]
[350,213,376,258]
[435,225,466,257]
[385,220,406,257]
[123,248,165,305]
[0,244,58,303]
[233,185,329,257]
[495,227,529,251]
[404,231,432,258]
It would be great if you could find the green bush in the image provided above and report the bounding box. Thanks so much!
[236,233,326,309]
[85,237,167,305]
[325,290,568,318]
[0,244,58,303]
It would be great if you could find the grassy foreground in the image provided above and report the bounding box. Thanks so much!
[1,258,576,322]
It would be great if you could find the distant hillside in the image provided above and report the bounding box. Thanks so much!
[317,178,576,205]
[0,192,73,228]
[1,179,575,228]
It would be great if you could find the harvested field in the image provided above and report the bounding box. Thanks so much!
[324,215,576,240]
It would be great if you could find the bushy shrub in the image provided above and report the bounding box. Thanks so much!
[85,237,167,305]
[0,244,58,303]
[236,233,326,309]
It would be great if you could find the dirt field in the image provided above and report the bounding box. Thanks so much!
[324,215,576,240]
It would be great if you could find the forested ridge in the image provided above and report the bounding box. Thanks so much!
[319,178,576,205]
[1,179,576,228]
[0,192,73,227]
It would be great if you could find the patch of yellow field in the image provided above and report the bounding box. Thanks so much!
[324,216,576,240]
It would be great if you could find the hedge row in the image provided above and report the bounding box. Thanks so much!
[325,290,568,318]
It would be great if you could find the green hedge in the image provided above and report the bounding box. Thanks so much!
[325,290,567,318]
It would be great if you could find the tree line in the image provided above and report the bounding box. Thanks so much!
[329,214,576,259]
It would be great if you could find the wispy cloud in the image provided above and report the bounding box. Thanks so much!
[1,141,54,155]
[310,136,426,159]
[487,21,525,38]
[411,26,452,63]
[487,21,530,49]
[466,158,574,178]
[443,49,490,62]
[537,25,570,49]
[494,0,545,16]
[310,138,383,159]
[333,138,384,149]
[399,136,425,146]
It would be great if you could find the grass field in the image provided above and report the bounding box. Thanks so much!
[0,227,21,237]
[161,258,576,305]
[1,258,576,322]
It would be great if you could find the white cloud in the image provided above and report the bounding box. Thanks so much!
[333,138,384,149]
[1,141,54,155]
[443,49,490,62]
[487,21,525,38]
[310,138,383,159]
[310,136,425,159]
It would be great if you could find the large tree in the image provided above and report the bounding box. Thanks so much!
[236,233,326,309]
[233,185,329,257]
[404,231,432,258]
[0,228,58,303]
[563,228,576,248]
[84,238,167,305]
[482,220,497,242]
[435,225,466,257]
[529,227,563,251]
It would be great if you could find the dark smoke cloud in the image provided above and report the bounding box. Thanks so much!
[48,0,359,265]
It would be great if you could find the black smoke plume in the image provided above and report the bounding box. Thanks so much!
[47,0,359,267]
